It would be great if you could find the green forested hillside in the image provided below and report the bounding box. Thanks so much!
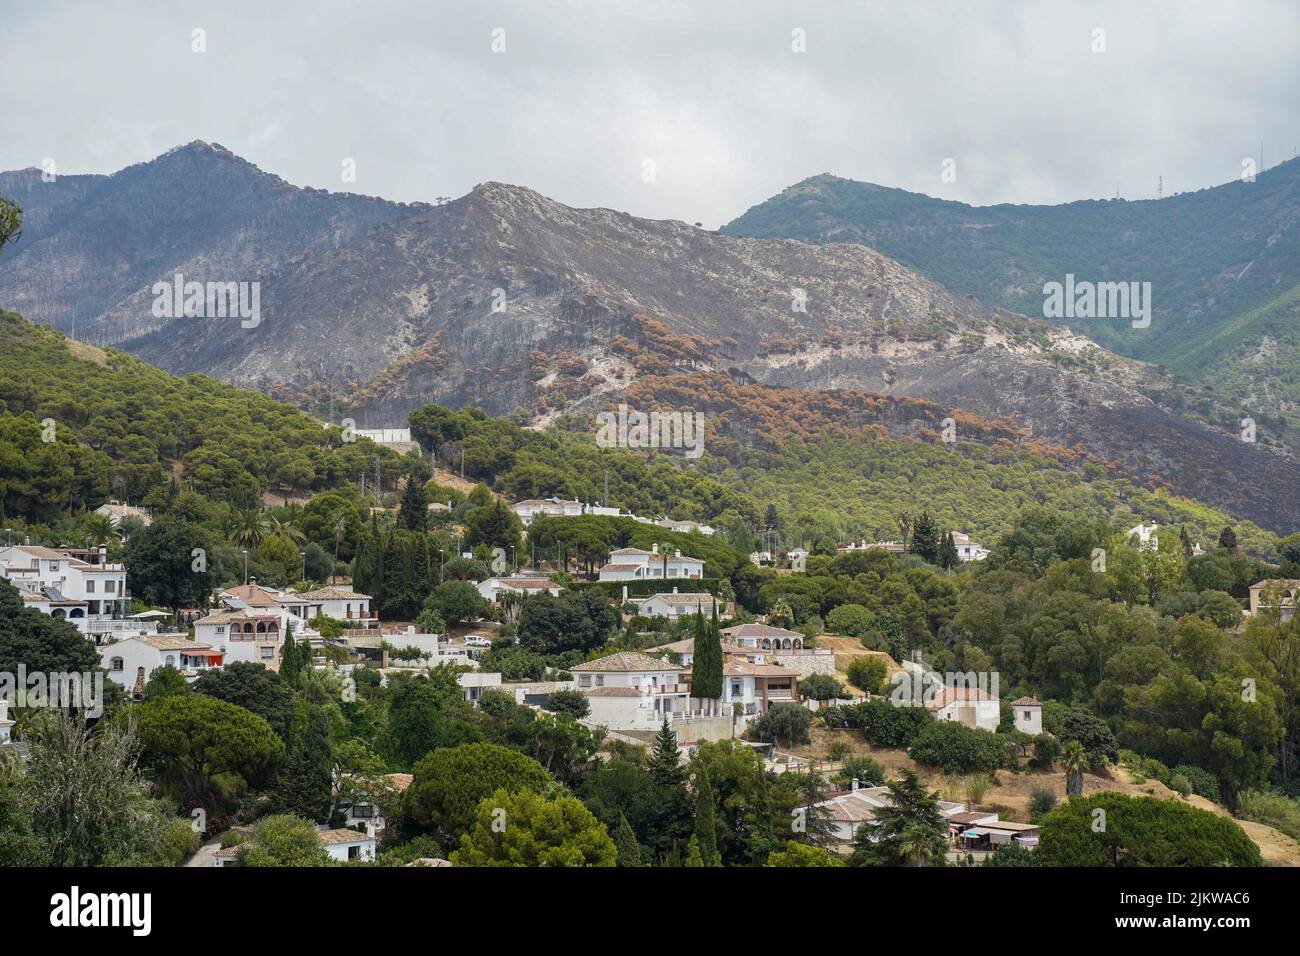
[0,311,411,524]
[722,160,1300,434]
[410,398,1280,559]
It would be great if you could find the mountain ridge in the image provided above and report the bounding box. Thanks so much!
[1,144,1297,532]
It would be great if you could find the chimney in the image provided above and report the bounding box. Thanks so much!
[651,543,658,554]
[674,549,681,558]
[672,587,678,594]
[851,777,859,792]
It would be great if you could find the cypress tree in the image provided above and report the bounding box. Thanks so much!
[692,768,721,866]
[614,812,643,867]
[280,622,303,686]
[938,531,959,570]
[398,478,428,532]
[910,511,939,563]
[692,608,723,702]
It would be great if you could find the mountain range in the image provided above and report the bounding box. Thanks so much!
[723,162,1300,442]
[1,141,1297,532]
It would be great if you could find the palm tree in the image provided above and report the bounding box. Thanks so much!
[1062,740,1088,796]
[78,513,120,548]
[268,513,307,546]
[227,508,272,549]
[331,510,349,572]
[899,823,946,866]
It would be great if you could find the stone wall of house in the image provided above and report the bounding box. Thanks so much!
[771,648,836,677]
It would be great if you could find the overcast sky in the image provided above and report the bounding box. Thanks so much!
[3,0,1298,226]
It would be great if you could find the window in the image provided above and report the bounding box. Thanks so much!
[110,657,124,672]
[579,675,591,688]
[348,846,360,861]
[595,675,605,687]
[1023,710,1032,720]
[105,580,115,594]
[86,580,95,593]
[164,655,176,666]
[260,646,274,659]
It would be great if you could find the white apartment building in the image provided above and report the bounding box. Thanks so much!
[598,544,704,581]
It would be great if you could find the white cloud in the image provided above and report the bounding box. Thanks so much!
[2,0,1297,226]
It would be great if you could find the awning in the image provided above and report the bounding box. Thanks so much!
[182,649,223,658]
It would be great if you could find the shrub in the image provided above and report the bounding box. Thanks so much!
[908,721,1007,774]
[546,689,591,720]
[845,656,888,695]
[1028,787,1057,819]
[750,703,812,748]
[1030,734,1060,770]
[1169,774,1192,798]
[823,699,933,747]
[834,755,885,790]
[1236,790,1300,843]
[799,673,845,701]
[1171,764,1220,803]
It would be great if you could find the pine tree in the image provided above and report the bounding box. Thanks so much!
[271,705,333,822]
[1218,526,1238,552]
[398,478,428,532]
[614,812,643,867]
[684,835,704,867]
[648,717,684,788]
[692,768,721,866]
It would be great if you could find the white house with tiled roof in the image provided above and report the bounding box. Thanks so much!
[512,497,584,526]
[1011,696,1042,734]
[805,783,968,845]
[721,622,805,650]
[295,586,374,625]
[637,588,718,620]
[194,610,289,667]
[100,635,224,695]
[598,544,704,582]
[94,501,152,529]
[925,685,1001,732]
[0,544,130,638]
[950,532,990,562]
[572,651,689,730]
[476,576,564,603]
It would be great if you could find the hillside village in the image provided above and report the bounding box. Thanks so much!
[4,476,1299,868]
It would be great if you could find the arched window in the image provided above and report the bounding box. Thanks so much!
[165,655,176,666]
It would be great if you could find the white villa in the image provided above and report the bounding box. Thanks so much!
[192,580,327,668]
[572,651,690,730]
[722,622,805,650]
[598,544,704,581]
[0,544,135,640]
[925,685,1001,733]
[1248,578,1299,622]
[637,589,718,620]
[475,576,565,603]
[94,501,152,528]
[512,497,584,526]
[950,532,990,562]
[294,586,375,625]
[1127,523,1160,551]
[101,635,223,695]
